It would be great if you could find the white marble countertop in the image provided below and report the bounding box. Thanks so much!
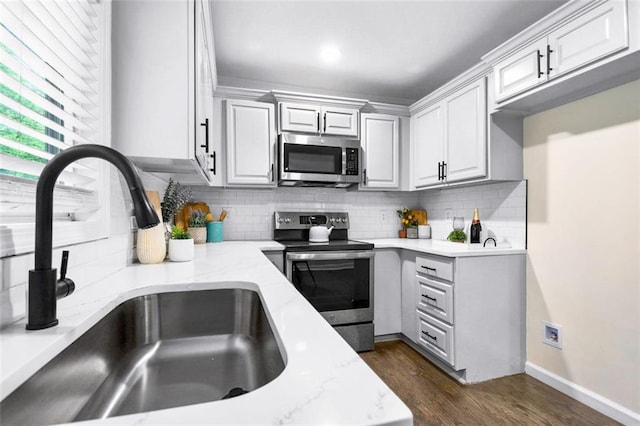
[359,238,526,257]
[0,241,412,425]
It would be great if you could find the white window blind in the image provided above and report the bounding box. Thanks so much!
[0,0,109,256]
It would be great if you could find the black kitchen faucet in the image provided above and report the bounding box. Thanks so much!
[26,145,159,330]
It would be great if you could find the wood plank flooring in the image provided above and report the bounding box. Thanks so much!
[360,340,618,425]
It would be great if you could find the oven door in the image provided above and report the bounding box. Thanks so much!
[285,250,374,325]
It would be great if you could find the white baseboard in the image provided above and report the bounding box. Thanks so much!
[525,362,640,426]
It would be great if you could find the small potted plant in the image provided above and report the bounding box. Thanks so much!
[447,230,467,243]
[187,209,207,244]
[168,225,194,262]
[161,178,192,228]
[396,207,419,238]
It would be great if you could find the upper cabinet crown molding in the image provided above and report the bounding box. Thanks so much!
[271,90,367,110]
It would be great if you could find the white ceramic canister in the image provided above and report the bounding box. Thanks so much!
[418,224,431,239]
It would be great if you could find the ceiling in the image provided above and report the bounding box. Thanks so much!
[211,0,567,105]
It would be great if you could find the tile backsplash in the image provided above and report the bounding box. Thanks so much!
[1,175,526,328]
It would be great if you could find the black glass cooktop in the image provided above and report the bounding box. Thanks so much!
[279,239,373,251]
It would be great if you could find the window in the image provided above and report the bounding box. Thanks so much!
[0,0,110,257]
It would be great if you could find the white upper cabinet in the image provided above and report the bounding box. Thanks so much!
[493,0,628,104]
[322,106,360,137]
[279,103,321,134]
[112,0,219,185]
[547,0,627,78]
[445,79,486,183]
[494,38,549,102]
[360,114,400,189]
[279,102,359,137]
[411,78,487,189]
[411,104,443,188]
[225,99,276,187]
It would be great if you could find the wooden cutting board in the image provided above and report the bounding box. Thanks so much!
[411,209,428,225]
[145,190,162,219]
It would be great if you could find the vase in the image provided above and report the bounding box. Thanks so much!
[136,222,166,264]
[407,228,418,239]
[398,229,407,238]
[188,227,207,244]
[168,238,194,262]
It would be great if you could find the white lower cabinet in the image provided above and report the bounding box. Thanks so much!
[410,253,526,383]
[373,249,402,336]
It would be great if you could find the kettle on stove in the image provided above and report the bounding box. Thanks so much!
[309,217,334,243]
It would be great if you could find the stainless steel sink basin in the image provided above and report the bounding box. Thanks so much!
[1,288,286,425]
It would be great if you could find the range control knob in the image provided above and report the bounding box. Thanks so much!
[284,218,291,223]
[341,218,347,223]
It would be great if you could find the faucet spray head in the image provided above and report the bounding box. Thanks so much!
[130,187,160,229]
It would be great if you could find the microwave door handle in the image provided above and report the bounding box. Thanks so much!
[342,149,347,175]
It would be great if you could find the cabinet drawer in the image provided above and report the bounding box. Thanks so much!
[416,255,453,282]
[416,276,454,324]
[417,311,454,366]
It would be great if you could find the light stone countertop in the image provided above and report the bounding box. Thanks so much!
[359,238,526,257]
[0,241,412,426]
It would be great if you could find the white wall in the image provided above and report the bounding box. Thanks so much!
[418,180,527,247]
[524,79,640,415]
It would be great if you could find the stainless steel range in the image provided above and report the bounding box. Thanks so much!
[274,211,374,352]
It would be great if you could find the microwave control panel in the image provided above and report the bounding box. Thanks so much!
[346,148,359,175]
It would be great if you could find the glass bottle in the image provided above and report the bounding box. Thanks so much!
[470,208,482,243]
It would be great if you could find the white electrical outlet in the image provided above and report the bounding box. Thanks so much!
[130,216,138,231]
[380,211,387,222]
[445,209,452,220]
[543,321,562,349]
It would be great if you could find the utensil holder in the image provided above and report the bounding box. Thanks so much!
[207,221,223,243]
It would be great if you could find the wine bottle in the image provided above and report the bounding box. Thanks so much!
[470,208,482,244]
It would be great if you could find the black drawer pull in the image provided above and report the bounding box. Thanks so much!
[421,330,437,341]
[421,265,436,272]
[422,294,437,302]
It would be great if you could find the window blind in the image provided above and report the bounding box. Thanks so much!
[0,0,103,224]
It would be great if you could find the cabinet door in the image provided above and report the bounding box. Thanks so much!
[195,0,216,184]
[279,102,321,133]
[374,249,402,336]
[445,79,486,183]
[360,114,400,189]
[411,103,443,188]
[226,100,276,186]
[548,0,627,79]
[321,106,359,137]
[494,38,548,102]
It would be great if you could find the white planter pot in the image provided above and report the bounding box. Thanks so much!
[168,238,194,262]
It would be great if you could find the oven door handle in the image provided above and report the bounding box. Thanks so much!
[286,250,374,262]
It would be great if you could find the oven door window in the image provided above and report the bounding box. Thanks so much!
[284,144,342,174]
[290,258,370,312]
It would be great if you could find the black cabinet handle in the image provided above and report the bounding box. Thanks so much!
[422,294,437,302]
[200,118,209,151]
[317,112,320,132]
[323,113,327,133]
[210,151,216,175]
[546,45,554,74]
[363,169,367,185]
[537,50,544,78]
[421,330,438,341]
[271,163,275,182]
[421,265,436,272]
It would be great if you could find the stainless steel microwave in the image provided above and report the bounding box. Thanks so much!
[278,133,361,188]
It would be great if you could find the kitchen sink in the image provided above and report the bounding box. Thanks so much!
[0,288,286,425]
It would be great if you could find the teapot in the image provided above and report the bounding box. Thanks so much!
[309,225,334,243]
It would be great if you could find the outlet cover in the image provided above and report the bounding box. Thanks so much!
[543,321,562,349]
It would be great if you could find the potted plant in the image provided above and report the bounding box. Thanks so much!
[168,226,194,262]
[396,207,419,238]
[187,209,207,244]
[447,230,467,243]
[161,178,192,228]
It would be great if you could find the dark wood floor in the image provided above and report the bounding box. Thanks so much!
[360,340,618,425]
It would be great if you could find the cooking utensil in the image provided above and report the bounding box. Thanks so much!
[219,209,228,221]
